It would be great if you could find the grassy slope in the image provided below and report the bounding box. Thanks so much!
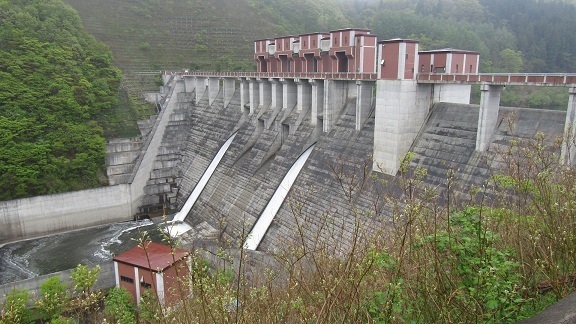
[62,0,285,136]
[63,0,280,73]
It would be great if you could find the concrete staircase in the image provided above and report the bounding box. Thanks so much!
[138,92,195,215]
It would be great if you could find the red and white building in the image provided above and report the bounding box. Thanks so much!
[113,242,190,305]
[256,28,378,74]
[254,38,274,72]
[328,28,377,73]
[418,48,480,74]
[377,39,419,80]
[255,29,480,78]
[298,32,330,73]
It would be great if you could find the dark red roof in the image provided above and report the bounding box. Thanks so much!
[379,38,419,44]
[113,242,189,272]
[419,48,480,55]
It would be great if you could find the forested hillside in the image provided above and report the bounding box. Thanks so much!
[341,0,576,73]
[2,0,575,200]
[0,0,121,200]
[63,0,576,108]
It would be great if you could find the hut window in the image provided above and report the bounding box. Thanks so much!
[121,276,134,284]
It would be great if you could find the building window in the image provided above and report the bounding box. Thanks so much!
[303,40,306,47]
[313,39,316,47]
[455,64,459,73]
[141,282,152,289]
[430,65,434,72]
[344,36,348,44]
[421,65,424,72]
[406,53,409,59]
[121,276,134,284]
[470,64,473,73]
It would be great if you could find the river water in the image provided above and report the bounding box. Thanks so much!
[0,219,168,285]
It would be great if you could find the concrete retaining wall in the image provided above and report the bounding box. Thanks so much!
[0,185,133,243]
[0,262,115,305]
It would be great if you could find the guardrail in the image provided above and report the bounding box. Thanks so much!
[417,73,576,86]
[162,71,576,86]
[164,71,378,81]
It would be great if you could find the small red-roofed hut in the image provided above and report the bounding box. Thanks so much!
[113,242,190,305]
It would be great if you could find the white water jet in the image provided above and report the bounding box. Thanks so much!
[244,144,315,250]
[168,132,238,236]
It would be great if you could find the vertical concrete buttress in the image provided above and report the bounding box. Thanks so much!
[373,80,433,175]
[270,78,283,109]
[183,76,196,93]
[195,77,207,104]
[476,84,504,151]
[310,79,324,125]
[223,78,235,108]
[356,81,373,130]
[281,78,297,110]
[208,78,220,106]
[239,78,249,113]
[248,78,259,114]
[323,79,347,132]
[561,87,576,165]
[295,79,311,112]
[258,78,271,110]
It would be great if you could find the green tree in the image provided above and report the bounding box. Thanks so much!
[36,276,69,321]
[69,264,103,322]
[498,48,523,73]
[0,289,32,324]
[104,287,136,324]
[0,0,121,200]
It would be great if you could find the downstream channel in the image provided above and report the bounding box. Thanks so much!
[0,219,165,285]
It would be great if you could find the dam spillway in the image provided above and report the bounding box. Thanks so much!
[0,71,572,252]
[152,77,566,253]
[0,74,570,288]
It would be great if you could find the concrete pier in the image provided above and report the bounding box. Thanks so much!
[295,79,311,112]
[223,78,235,108]
[373,80,432,175]
[258,78,271,111]
[183,76,196,93]
[356,81,373,130]
[561,87,576,165]
[195,76,207,104]
[208,77,220,106]
[239,78,249,113]
[271,78,283,110]
[281,78,297,110]
[323,80,348,132]
[310,79,323,125]
[248,78,259,114]
[476,84,504,151]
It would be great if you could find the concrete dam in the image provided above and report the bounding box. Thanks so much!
[1,67,574,253]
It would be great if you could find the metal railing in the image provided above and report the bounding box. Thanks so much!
[163,71,576,86]
[165,71,378,81]
[417,73,576,86]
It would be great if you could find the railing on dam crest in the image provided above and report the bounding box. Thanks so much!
[166,70,576,86]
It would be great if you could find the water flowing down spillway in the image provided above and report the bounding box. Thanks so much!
[244,144,316,250]
[168,132,238,236]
